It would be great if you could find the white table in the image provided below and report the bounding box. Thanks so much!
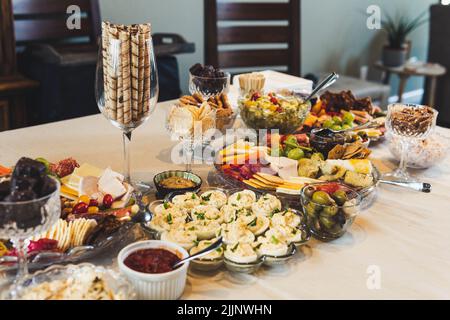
[1,100,450,300]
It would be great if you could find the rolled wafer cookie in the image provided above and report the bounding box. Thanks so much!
[138,25,146,117]
[131,25,140,121]
[142,24,151,115]
[102,22,111,118]
[119,28,132,125]
[107,25,120,121]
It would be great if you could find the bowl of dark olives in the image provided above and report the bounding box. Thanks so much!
[300,182,361,242]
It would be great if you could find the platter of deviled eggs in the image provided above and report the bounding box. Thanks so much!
[147,188,310,274]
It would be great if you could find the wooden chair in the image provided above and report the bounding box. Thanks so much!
[0,0,38,131]
[204,0,301,76]
[13,0,100,48]
[10,0,101,126]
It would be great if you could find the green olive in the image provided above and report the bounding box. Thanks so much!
[312,191,333,206]
[332,190,348,206]
[304,202,317,218]
[319,214,336,230]
[322,205,339,217]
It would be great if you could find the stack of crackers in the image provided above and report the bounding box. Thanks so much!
[179,93,233,118]
[32,219,97,252]
[243,173,304,192]
[102,21,152,125]
[168,102,216,137]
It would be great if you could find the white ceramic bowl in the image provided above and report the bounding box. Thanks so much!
[118,240,189,300]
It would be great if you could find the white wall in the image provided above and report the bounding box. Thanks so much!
[99,0,437,95]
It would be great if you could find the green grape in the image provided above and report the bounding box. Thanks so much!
[323,119,334,129]
[342,112,355,124]
[287,148,305,160]
[332,125,343,131]
[332,116,342,125]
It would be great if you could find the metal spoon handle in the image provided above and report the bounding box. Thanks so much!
[173,238,223,269]
[305,72,339,102]
[379,180,432,193]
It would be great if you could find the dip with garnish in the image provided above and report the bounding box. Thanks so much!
[160,176,196,189]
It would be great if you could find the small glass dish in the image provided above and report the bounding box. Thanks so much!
[2,263,136,300]
[190,257,224,272]
[189,73,231,99]
[301,182,362,242]
[262,243,297,267]
[153,170,202,199]
[223,256,264,274]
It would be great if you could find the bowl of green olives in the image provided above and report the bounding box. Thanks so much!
[300,182,362,242]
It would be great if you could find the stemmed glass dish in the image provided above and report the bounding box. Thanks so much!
[166,104,216,172]
[0,178,60,298]
[385,104,438,181]
[189,73,231,100]
[96,22,159,184]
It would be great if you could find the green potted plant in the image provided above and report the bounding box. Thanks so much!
[381,11,428,67]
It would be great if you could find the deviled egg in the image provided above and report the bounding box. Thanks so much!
[224,243,258,264]
[161,228,198,251]
[186,219,221,240]
[172,192,201,209]
[265,225,303,244]
[219,221,255,245]
[200,190,228,208]
[190,239,224,261]
[245,216,270,236]
[220,205,239,224]
[191,205,223,223]
[251,194,282,216]
[271,209,301,229]
[148,212,188,233]
[228,190,257,209]
[255,235,289,257]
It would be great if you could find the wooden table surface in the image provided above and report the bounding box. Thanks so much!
[1,100,450,300]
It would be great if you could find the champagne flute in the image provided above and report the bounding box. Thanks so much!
[96,25,159,184]
[385,103,438,181]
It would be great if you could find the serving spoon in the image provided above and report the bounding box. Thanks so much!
[173,237,223,269]
[304,72,340,103]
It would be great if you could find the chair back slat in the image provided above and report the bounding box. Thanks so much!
[12,0,99,45]
[218,26,289,44]
[205,0,301,76]
[13,0,91,15]
[219,49,289,69]
[217,2,290,20]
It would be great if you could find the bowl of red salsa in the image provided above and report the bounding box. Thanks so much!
[118,240,189,300]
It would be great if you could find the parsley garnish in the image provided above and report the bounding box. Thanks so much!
[193,240,200,246]
[237,194,241,201]
[196,212,206,220]
[201,193,212,202]
[163,202,170,210]
[248,218,257,227]
[167,213,173,225]
[191,193,197,200]
[271,236,280,245]
[231,243,239,252]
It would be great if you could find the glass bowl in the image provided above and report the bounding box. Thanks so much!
[238,92,311,134]
[189,73,231,99]
[387,132,450,169]
[301,183,362,242]
[2,263,135,300]
[223,256,264,274]
[262,243,297,267]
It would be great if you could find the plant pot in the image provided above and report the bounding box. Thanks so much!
[382,46,407,67]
